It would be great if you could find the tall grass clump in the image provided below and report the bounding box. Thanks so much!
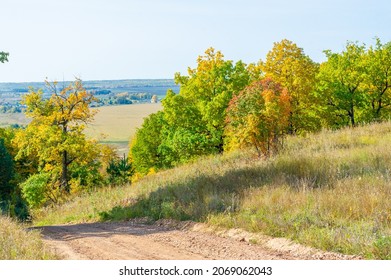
[33,121,391,259]
[0,216,57,259]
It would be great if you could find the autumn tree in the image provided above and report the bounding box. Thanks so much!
[317,42,368,127]
[15,79,99,194]
[161,48,252,164]
[262,39,319,133]
[365,38,391,120]
[225,78,291,157]
[0,51,8,63]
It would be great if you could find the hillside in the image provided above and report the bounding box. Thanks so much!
[0,216,56,259]
[32,121,391,259]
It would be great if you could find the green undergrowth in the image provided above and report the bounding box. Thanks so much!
[32,122,391,259]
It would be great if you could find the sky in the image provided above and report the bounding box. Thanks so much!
[0,0,390,83]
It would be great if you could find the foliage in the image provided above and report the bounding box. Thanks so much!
[106,154,134,185]
[0,138,14,200]
[365,38,391,119]
[0,51,9,63]
[16,79,98,193]
[262,39,319,133]
[170,48,252,147]
[0,128,32,220]
[225,78,291,156]
[20,172,53,209]
[317,42,368,127]
[0,127,38,184]
[131,48,253,171]
[129,111,166,174]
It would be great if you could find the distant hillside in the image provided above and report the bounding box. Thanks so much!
[0,79,179,96]
[0,79,179,111]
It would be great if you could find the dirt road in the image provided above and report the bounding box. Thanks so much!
[36,220,360,260]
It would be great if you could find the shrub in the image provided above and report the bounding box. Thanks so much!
[106,155,134,185]
[20,172,53,208]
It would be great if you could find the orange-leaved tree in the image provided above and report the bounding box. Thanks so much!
[225,78,291,157]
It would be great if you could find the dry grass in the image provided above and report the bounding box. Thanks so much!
[85,103,162,142]
[0,216,57,259]
[32,121,391,259]
[88,103,161,155]
[0,112,30,127]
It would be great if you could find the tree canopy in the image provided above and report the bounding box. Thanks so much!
[365,38,391,119]
[130,39,391,174]
[0,138,14,200]
[317,42,368,127]
[130,47,254,171]
[225,78,291,156]
[262,39,319,133]
[15,80,100,197]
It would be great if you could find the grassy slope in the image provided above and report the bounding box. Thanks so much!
[0,216,57,259]
[32,122,391,259]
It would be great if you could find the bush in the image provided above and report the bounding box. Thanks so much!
[106,155,134,185]
[20,173,52,208]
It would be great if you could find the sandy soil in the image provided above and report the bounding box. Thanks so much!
[36,220,361,260]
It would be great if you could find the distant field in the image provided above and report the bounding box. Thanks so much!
[0,103,162,155]
[86,103,162,154]
[0,112,30,127]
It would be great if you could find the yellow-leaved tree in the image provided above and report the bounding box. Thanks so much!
[262,39,319,134]
[15,79,101,207]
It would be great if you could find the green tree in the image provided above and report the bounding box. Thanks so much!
[129,111,166,174]
[317,42,368,127]
[262,39,319,133]
[0,138,14,200]
[159,48,252,165]
[20,172,52,209]
[15,79,99,193]
[225,78,291,157]
[0,128,33,219]
[106,154,134,185]
[365,38,391,120]
[0,51,8,63]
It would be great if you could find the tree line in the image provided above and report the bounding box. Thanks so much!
[130,38,391,175]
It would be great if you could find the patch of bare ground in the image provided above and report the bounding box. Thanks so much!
[36,219,361,260]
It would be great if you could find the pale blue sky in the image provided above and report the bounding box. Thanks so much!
[0,0,390,82]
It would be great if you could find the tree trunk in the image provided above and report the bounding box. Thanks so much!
[348,100,355,127]
[61,150,69,193]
